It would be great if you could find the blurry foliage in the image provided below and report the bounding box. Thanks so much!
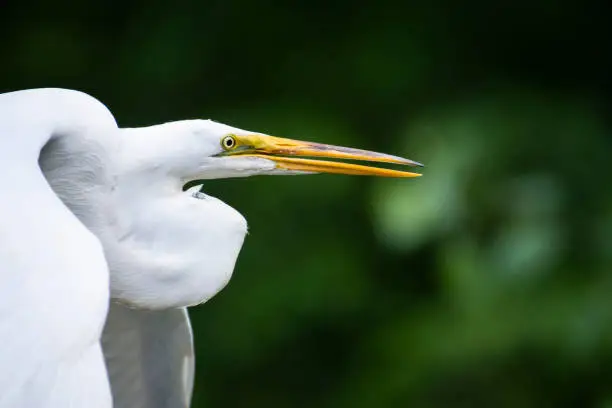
[2,0,611,407]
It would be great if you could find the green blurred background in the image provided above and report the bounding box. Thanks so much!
[2,1,611,407]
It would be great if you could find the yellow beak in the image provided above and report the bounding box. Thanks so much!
[223,134,423,177]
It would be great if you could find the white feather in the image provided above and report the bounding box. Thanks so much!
[0,89,112,407]
[101,303,194,408]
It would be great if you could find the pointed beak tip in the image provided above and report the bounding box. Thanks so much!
[408,160,424,167]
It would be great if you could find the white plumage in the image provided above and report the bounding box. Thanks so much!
[0,88,421,407]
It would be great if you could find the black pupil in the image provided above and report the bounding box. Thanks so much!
[225,138,234,147]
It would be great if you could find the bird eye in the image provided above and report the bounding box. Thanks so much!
[221,135,236,150]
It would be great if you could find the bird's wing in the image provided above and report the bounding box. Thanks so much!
[0,118,112,406]
[101,302,195,408]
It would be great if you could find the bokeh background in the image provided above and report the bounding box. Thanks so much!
[2,1,611,407]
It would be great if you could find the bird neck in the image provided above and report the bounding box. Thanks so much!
[0,88,118,157]
[0,89,119,241]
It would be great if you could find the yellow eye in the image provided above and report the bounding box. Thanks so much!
[221,135,237,150]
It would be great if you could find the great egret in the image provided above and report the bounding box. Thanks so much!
[0,88,422,408]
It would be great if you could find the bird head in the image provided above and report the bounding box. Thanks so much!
[169,120,423,182]
[110,119,422,309]
[120,119,422,187]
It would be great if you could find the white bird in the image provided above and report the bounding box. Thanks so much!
[0,88,421,408]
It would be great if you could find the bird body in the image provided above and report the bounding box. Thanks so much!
[0,88,421,407]
[0,89,113,407]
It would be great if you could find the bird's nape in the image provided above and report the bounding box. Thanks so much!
[216,133,423,178]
